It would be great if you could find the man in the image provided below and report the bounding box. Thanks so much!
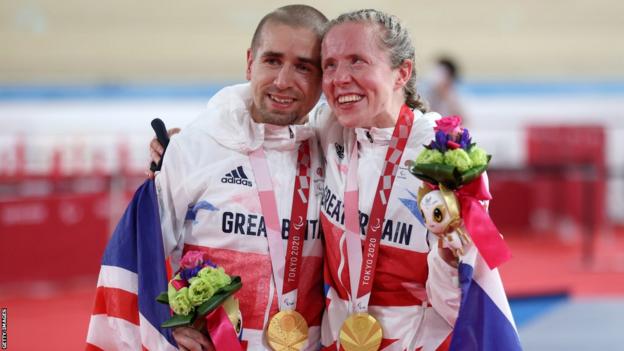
[156,5,328,350]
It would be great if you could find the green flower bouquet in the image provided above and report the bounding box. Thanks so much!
[411,116,490,189]
[156,250,242,333]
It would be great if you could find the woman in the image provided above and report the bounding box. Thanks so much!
[312,10,459,351]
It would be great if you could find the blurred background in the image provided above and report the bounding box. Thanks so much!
[1,0,624,349]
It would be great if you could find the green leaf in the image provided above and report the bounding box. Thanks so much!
[195,277,243,316]
[156,292,169,304]
[410,156,491,189]
[219,276,242,294]
[411,163,458,188]
[161,313,194,328]
[459,164,489,185]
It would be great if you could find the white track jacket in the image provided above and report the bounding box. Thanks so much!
[311,103,461,351]
[156,84,325,350]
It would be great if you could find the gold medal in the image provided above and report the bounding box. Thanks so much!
[339,312,383,351]
[266,310,309,351]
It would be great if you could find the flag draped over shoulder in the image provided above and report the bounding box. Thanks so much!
[449,246,522,351]
[86,179,177,351]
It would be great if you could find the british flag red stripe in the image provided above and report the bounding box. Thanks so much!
[92,286,140,325]
[86,180,177,351]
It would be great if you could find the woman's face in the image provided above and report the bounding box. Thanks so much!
[321,22,411,129]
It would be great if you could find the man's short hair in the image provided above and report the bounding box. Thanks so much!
[250,5,328,54]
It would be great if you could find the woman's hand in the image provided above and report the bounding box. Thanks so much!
[438,244,459,269]
[172,326,214,351]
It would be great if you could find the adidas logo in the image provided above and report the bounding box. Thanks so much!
[221,166,253,187]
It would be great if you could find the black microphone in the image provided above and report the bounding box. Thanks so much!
[149,118,170,172]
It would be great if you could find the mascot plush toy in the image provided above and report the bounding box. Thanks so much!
[411,116,511,268]
[418,185,471,257]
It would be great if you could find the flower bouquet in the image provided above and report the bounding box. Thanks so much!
[411,116,511,269]
[156,250,243,346]
[411,116,490,190]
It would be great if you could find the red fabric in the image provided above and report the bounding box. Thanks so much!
[456,176,512,269]
[92,286,139,325]
[85,343,105,351]
[205,306,243,351]
[435,332,452,350]
[183,244,324,329]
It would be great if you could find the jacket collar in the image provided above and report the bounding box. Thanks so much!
[353,108,425,146]
[194,83,314,152]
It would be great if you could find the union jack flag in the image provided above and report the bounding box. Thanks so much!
[86,180,177,350]
[449,246,522,351]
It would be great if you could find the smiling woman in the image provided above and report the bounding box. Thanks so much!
[312,8,521,351]
[321,14,426,129]
[322,22,406,129]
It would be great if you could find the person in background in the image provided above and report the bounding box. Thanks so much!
[423,57,466,123]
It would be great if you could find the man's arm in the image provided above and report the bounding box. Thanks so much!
[155,136,193,270]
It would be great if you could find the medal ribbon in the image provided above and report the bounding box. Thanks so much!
[249,140,311,311]
[344,105,414,313]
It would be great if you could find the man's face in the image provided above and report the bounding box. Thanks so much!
[246,22,322,126]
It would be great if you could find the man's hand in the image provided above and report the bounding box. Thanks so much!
[146,128,180,179]
[172,326,214,351]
